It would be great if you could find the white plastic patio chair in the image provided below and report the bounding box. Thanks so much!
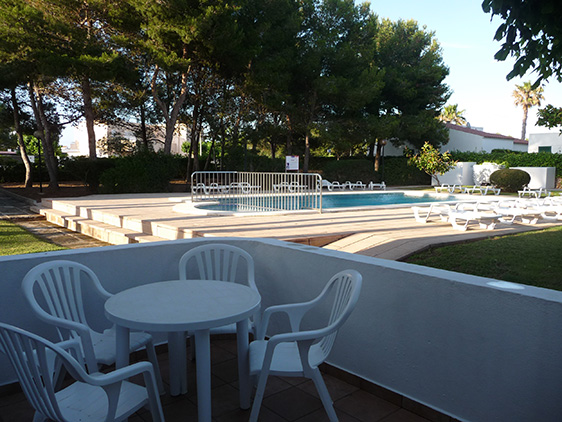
[248,269,362,422]
[0,322,164,422]
[179,244,261,352]
[21,260,163,392]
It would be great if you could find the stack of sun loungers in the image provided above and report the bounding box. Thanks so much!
[412,195,561,231]
[192,181,261,195]
[323,180,386,191]
[434,184,501,195]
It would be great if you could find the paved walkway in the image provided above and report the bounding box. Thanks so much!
[0,189,109,249]
[14,190,562,260]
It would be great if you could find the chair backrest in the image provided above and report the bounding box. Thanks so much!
[312,269,362,364]
[0,322,88,422]
[22,260,112,373]
[22,260,111,341]
[178,244,257,290]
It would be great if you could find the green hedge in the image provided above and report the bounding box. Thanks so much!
[309,156,428,186]
[451,151,562,177]
[0,157,25,183]
[99,152,181,193]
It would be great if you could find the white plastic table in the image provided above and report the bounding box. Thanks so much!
[104,279,261,422]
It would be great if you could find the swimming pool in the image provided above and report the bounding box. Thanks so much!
[194,191,459,213]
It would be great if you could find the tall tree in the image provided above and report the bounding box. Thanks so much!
[439,104,467,126]
[282,0,381,172]
[512,81,543,140]
[371,18,450,163]
[482,0,562,85]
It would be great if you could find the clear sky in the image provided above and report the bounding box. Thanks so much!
[366,0,562,139]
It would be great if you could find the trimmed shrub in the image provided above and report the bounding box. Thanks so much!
[490,168,531,192]
[99,152,180,193]
[0,157,25,183]
[60,157,116,191]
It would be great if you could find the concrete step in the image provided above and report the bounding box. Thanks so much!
[38,207,168,245]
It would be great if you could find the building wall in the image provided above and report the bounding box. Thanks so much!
[444,129,484,152]
[383,127,523,156]
[1,238,562,422]
[62,121,187,157]
[483,137,527,152]
[528,132,562,153]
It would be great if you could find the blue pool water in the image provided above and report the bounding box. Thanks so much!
[196,192,457,212]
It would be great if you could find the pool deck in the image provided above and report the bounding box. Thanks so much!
[31,191,562,260]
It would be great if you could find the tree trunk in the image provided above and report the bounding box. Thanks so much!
[304,130,310,173]
[374,140,381,172]
[204,137,215,170]
[11,88,33,188]
[28,82,59,189]
[139,103,149,151]
[521,107,528,140]
[220,117,226,171]
[189,101,201,173]
[286,115,292,155]
[81,76,97,159]
[150,65,189,154]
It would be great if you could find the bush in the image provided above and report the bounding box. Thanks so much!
[490,168,531,192]
[0,157,25,183]
[60,157,116,191]
[99,152,180,193]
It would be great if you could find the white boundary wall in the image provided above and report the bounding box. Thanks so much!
[511,166,557,189]
[432,162,475,186]
[1,239,562,422]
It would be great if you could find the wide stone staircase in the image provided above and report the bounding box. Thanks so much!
[33,197,173,245]
[31,196,350,248]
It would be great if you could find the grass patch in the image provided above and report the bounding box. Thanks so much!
[405,226,562,291]
[0,220,66,256]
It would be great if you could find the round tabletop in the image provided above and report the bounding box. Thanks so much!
[104,279,261,332]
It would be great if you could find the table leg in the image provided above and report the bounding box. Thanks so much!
[115,325,130,369]
[194,329,211,422]
[236,318,251,409]
[168,331,187,396]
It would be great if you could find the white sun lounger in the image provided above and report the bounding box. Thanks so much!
[193,182,225,194]
[434,184,458,193]
[518,187,551,199]
[492,200,542,224]
[411,204,452,223]
[368,181,386,190]
[327,181,346,191]
[448,210,501,231]
[351,181,367,190]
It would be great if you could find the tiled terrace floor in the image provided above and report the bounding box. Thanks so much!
[0,336,436,422]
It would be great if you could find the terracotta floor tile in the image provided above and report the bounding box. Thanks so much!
[335,390,401,422]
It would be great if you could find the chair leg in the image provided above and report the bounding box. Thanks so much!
[145,340,165,394]
[311,368,338,422]
[249,369,270,422]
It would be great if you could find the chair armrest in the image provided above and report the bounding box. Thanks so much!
[87,361,156,387]
[257,300,319,340]
[267,326,334,347]
[86,361,163,422]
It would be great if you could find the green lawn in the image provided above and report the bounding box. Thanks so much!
[405,226,562,291]
[0,220,66,256]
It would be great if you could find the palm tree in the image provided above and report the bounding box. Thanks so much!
[513,81,544,140]
[439,104,467,126]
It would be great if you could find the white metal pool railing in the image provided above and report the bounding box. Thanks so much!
[190,171,323,212]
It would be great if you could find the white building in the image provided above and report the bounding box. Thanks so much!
[383,123,528,155]
[528,132,562,153]
[61,121,187,157]
[442,123,528,152]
